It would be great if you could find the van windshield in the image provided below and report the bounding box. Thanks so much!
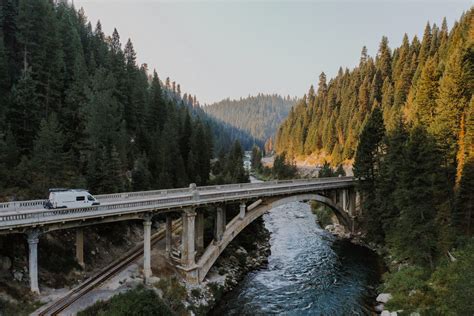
[87,195,95,201]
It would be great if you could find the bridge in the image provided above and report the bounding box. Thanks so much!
[0,177,358,294]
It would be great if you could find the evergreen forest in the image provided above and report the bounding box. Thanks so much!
[205,94,295,150]
[0,0,249,200]
[276,11,473,169]
[347,10,473,314]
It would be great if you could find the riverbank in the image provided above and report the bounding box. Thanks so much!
[185,217,271,315]
[311,203,388,314]
[212,202,382,315]
[76,217,271,316]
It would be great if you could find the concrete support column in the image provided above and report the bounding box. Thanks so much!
[143,217,152,282]
[195,211,204,252]
[75,228,85,268]
[181,209,196,267]
[355,191,362,216]
[27,230,41,294]
[330,190,338,205]
[342,189,348,212]
[239,202,246,220]
[214,206,226,242]
[165,214,172,258]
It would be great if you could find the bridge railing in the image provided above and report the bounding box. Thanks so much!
[0,177,354,212]
[0,178,355,230]
[0,200,47,211]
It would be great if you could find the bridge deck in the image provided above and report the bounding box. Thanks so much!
[0,177,355,233]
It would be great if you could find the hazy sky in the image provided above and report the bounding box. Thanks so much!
[73,0,472,104]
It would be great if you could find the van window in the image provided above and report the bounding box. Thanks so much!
[87,195,95,201]
[76,196,85,201]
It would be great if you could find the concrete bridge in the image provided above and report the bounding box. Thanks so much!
[0,177,358,293]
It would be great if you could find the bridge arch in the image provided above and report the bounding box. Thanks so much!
[194,193,352,283]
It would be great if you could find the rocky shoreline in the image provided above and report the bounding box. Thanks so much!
[323,222,399,316]
[184,218,271,315]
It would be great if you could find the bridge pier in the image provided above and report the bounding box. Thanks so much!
[181,209,196,267]
[239,202,246,220]
[165,214,172,258]
[214,206,226,243]
[195,211,204,252]
[342,190,347,211]
[75,228,85,268]
[27,230,41,294]
[143,216,152,283]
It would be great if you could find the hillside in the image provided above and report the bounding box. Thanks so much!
[204,94,296,149]
[0,0,240,199]
[276,11,473,168]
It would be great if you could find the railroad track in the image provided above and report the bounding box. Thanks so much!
[36,220,182,316]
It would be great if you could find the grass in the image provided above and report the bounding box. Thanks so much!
[0,297,42,316]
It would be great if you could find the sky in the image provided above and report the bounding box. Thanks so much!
[73,0,472,104]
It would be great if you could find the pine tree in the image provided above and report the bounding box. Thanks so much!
[31,114,68,195]
[411,56,439,126]
[85,68,122,150]
[0,35,10,124]
[180,110,192,166]
[147,71,166,132]
[334,164,346,177]
[430,48,468,165]
[376,120,408,239]
[63,55,89,158]
[388,126,444,268]
[453,98,474,235]
[376,36,392,80]
[8,66,39,154]
[250,145,262,171]
[17,0,64,116]
[105,146,126,193]
[132,153,152,191]
[224,140,248,183]
[354,107,385,242]
[318,161,333,178]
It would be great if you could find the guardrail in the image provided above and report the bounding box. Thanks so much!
[0,177,353,212]
[0,177,355,230]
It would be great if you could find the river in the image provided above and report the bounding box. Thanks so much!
[212,187,382,315]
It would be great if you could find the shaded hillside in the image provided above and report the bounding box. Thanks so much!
[0,0,217,199]
[175,96,261,154]
[204,94,296,149]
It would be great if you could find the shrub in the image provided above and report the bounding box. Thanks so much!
[78,286,174,316]
[154,277,187,314]
[208,282,224,303]
[190,288,201,299]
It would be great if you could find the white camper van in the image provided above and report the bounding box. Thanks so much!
[44,189,100,209]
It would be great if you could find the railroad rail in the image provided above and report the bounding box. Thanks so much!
[35,220,182,316]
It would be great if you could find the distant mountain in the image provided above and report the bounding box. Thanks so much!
[204,94,296,149]
[161,89,264,154]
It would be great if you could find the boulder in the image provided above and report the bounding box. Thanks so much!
[376,293,393,304]
[0,256,12,271]
[13,271,23,282]
[375,303,385,312]
[235,247,248,256]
